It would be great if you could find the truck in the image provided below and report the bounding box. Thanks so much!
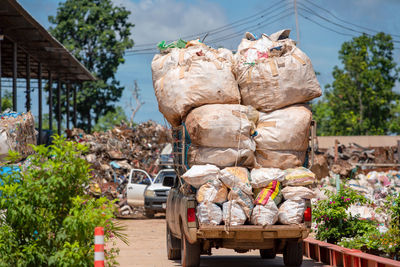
[163,123,316,267]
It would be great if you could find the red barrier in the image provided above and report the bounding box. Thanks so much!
[303,237,400,267]
[94,227,105,267]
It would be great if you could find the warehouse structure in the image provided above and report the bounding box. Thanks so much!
[0,0,96,143]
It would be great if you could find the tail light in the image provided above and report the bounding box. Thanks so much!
[304,207,312,222]
[187,208,196,222]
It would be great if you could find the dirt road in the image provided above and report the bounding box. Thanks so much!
[112,217,328,267]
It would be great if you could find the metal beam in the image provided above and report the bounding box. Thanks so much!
[12,41,17,111]
[38,62,42,144]
[25,53,30,111]
[48,70,52,132]
[66,82,70,130]
[73,84,77,127]
[57,79,61,135]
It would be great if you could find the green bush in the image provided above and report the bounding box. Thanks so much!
[0,136,126,266]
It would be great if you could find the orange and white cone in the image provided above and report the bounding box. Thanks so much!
[94,227,105,267]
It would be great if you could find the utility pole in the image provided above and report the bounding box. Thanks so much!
[294,0,300,47]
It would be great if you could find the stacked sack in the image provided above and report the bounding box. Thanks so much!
[152,29,321,226]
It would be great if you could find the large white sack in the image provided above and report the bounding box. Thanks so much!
[220,167,252,195]
[255,150,306,169]
[281,186,315,200]
[250,168,285,188]
[181,164,220,188]
[185,104,257,150]
[278,198,306,225]
[188,146,255,168]
[197,202,223,226]
[255,105,312,151]
[196,179,228,204]
[152,40,240,126]
[251,202,279,226]
[234,30,321,113]
[223,200,247,226]
[228,187,254,218]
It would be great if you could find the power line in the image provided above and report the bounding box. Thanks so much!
[303,0,400,38]
[299,13,355,37]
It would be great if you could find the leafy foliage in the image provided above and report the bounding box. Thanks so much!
[1,90,13,111]
[0,136,126,266]
[93,106,127,132]
[48,0,134,131]
[312,33,400,135]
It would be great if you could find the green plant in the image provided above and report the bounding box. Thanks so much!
[0,136,126,266]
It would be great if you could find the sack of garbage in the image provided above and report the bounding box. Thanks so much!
[278,198,306,225]
[197,202,223,226]
[185,104,257,150]
[251,201,279,226]
[181,164,220,188]
[197,179,228,204]
[284,167,316,186]
[255,105,311,151]
[281,186,315,200]
[234,30,321,113]
[220,167,252,195]
[254,180,283,206]
[250,168,285,188]
[222,200,247,226]
[152,40,240,126]
[188,146,255,168]
[228,187,254,218]
[255,150,306,169]
[0,111,37,162]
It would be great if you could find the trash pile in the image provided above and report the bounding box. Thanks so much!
[152,29,322,225]
[67,121,171,216]
[0,110,37,162]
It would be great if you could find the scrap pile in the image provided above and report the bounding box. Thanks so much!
[67,121,171,201]
[0,110,37,162]
[151,29,322,225]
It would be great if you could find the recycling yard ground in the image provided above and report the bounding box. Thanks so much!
[113,217,328,267]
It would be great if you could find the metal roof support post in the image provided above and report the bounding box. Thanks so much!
[38,62,42,144]
[73,84,77,128]
[57,78,61,136]
[26,54,31,111]
[12,41,17,111]
[48,71,53,132]
[66,82,70,130]
[0,39,2,113]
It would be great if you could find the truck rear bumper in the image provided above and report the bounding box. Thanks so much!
[197,224,310,240]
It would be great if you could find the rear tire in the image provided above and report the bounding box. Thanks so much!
[166,225,181,260]
[283,241,303,267]
[180,226,200,267]
[144,209,155,218]
[260,249,276,259]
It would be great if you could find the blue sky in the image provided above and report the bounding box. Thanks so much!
[17,0,400,126]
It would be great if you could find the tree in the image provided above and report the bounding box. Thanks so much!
[313,33,400,135]
[48,0,134,132]
[93,106,127,132]
[127,80,144,126]
[1,90,13,111]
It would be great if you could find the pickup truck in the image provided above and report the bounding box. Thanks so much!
[163,125,314,267]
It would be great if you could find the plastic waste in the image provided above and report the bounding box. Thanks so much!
[181,164,220,188]
[251,201,279,226]
[197,202,223,226]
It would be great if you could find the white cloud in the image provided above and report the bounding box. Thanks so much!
[112,0,232,47]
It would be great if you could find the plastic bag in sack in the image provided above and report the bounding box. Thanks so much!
[222,200,247,226]
[182,164,220,188]
[251,201,279,226]
[284,167,315,186]
[254,180,282,206]
[185,104,257,151]
[234,29,321,113]
[281,186,315,200]
[197,202,223,226]
[228,187,254,218]
[250,168,285,188]
[220,167,252,195]
[196,179,228,204]
[152,41,240,127]
[278,198,306,225]
[188,146,255,168]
